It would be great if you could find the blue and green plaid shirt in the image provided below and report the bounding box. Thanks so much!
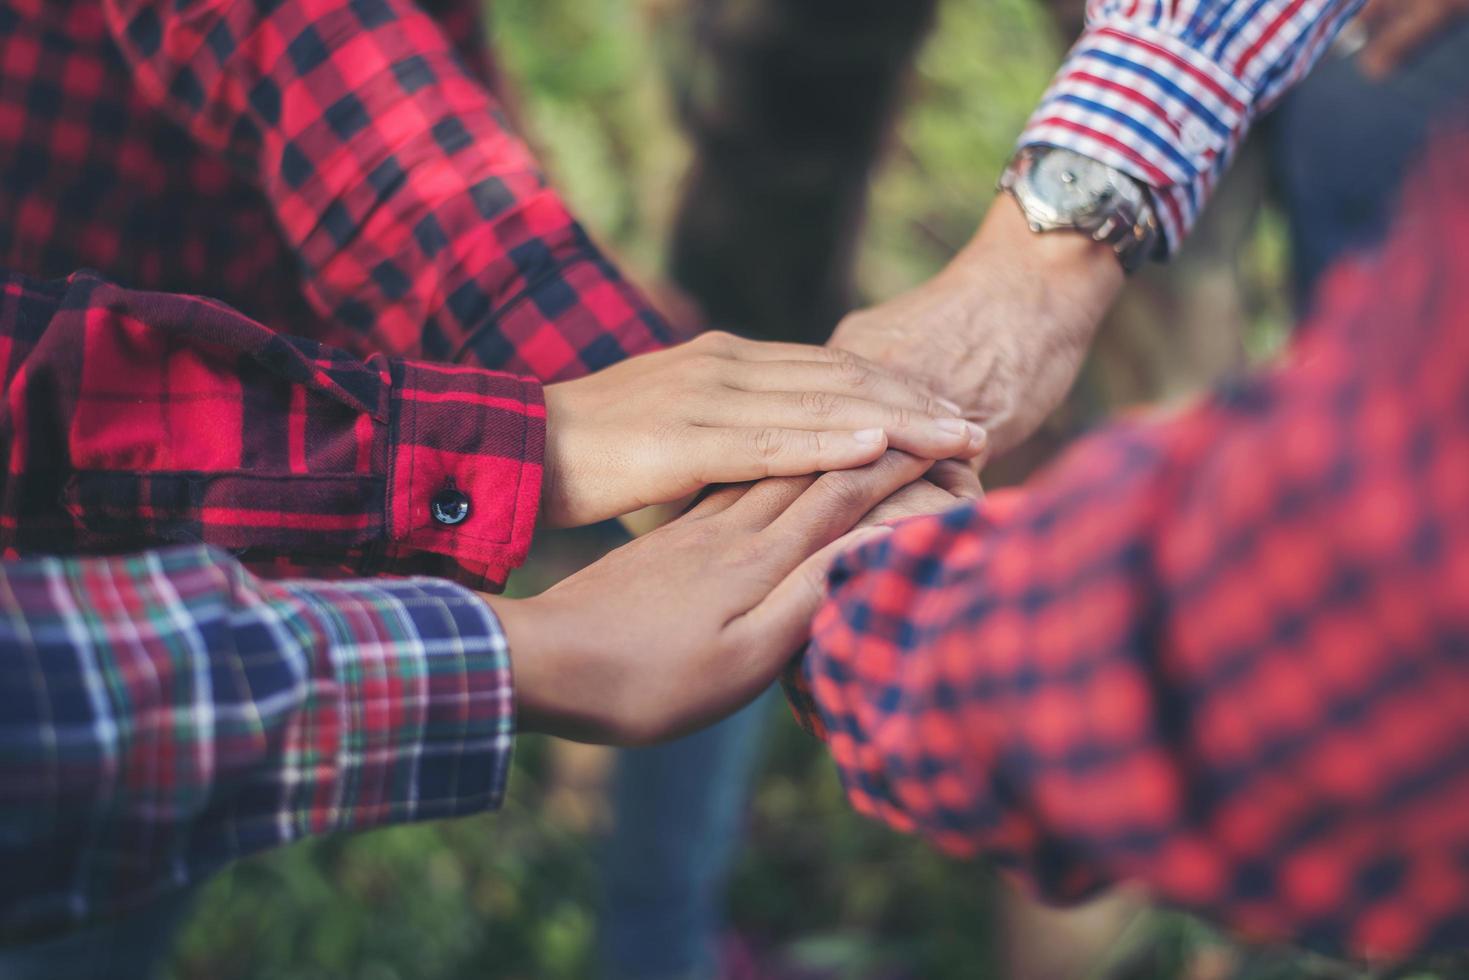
[0,545,514,941]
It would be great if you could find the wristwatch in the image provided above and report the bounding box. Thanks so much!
[998,145,1160,274]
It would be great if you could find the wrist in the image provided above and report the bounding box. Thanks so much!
[538,383,580,529]
[480,592,565,736]
[954,193,1125,317]
[942,195,1125,452]
[483,590,617,742]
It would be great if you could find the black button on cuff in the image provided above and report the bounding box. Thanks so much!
[431,483,471,527]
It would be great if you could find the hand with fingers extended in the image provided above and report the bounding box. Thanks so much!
[539,331,987,528]
[486,451,933,746]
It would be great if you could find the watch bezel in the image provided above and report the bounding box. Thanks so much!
[1015,147,1124,229]
[1000,145,1161,273]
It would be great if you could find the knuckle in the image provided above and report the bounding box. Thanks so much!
[826,347,864,375]
[694,330,738,356]
[798,389,839,420]
[816,471,870,514]
[681,517,723,549]
[751,427,788,461]
[836,360,874,390]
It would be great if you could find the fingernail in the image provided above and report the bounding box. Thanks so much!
[967,423,988,445]
[937,397,965,415]
[853,428,885,444]
[935,418,969,436]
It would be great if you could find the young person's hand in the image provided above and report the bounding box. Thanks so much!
[488,451,931,745]
[540,332,986,528]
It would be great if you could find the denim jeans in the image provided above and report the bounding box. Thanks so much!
[599,689,776,980]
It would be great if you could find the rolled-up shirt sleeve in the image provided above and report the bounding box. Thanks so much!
[0,545,514,941]
[0,268,544,589]
[1019,0,1363,253]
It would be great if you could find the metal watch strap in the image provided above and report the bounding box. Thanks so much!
[999,147,1161,274]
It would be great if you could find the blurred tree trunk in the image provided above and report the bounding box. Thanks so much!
[664,0,939,342]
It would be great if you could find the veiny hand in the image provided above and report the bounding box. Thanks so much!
[1357,0,1469,78]
[488,451,932,745]
[829,194,1123,459]
[540,331,985,528]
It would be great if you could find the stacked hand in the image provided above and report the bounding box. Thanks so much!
[492,451,963,745]
[512,198,1122,748]
[540,330,986,528]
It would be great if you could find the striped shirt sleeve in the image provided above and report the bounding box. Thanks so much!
[1018,0,1363,252]
[0,546,514,941]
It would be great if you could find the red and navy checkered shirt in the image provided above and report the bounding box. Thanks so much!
[0,267,557,586]
[791,132,1469,963]
[0,544,514,941]
[0,0,672,586]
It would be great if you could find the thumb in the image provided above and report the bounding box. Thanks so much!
[730,524,894,658]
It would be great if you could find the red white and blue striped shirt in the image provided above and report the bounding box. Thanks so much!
[1020,0,1364,250]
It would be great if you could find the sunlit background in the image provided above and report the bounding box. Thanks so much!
[158,2,1401,978]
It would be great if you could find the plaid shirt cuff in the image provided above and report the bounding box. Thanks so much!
[0,545,514,941]
[0,269,547,591]
[385,359,546,588]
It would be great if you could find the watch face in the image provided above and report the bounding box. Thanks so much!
[1026,150,1115,222]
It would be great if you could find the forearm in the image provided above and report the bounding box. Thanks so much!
[941,197,1121,447]
[0,546,514,941]
[950,192,1123,345]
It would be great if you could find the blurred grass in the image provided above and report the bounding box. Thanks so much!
[161,1,1363,978]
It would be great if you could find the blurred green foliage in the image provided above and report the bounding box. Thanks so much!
[166,8,1044,975]
[158,2,1441,979]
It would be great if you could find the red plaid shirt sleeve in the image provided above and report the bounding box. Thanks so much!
[790,137,1469,961]
[0,268,544,589]
[0,544,514,941]
[99,0,672,379]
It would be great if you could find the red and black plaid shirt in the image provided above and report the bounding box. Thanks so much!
[0,0,671,585]
[792,132,1469,963]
